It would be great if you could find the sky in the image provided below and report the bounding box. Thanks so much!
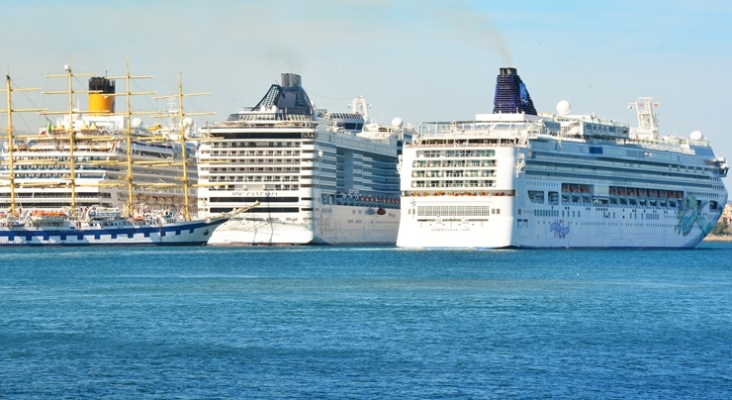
[3,0,732,185]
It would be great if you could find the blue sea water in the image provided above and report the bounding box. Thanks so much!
[1,243,731,399]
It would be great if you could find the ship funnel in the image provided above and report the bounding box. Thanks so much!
[281,73,302,88]
[88,77,115,115]
[492,67,537,115]
[251,73,313,116]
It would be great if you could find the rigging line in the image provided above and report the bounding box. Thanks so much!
[7,76,41,106]
[9,113,37,134]
[304,88,354,101]
[72,74,93,91]
[7,76,52,127]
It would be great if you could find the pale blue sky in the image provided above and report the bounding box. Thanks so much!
[3,0,732,184]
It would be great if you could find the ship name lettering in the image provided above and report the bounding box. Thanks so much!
[233,191,278,196]
[430,228,471,232]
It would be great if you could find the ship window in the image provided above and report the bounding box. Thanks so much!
[528,190,544,204]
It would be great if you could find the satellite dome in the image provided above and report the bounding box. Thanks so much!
[131,118,143,128]
[183,117,193,128]
[556,100,571,115]
[690,130,703,141]
[391,117,403,128]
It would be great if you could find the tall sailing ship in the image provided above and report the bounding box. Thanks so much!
[397,67,728,249]
[0,66,251,246]
[197,73,412,245]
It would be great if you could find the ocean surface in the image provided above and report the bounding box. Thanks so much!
[1,243,731,399]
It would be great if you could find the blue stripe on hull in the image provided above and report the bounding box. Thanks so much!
[0,220,226,246]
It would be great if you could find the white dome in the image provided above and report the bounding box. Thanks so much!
[556,100,571,115]
[391,117,403,128]
[131,118,143,128]
[690,130,703,141]
[183,117,193,128]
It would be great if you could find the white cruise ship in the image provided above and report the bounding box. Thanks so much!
[397,67,728,249]
[197,73,412,245]
[1,74,198,223]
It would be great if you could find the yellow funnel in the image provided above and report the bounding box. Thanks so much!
[88,76,115,115]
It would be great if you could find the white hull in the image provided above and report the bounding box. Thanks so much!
[398,195,716,249]
[0,217,227,246]
[208,204,399,245]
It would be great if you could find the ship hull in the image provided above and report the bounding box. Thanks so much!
[397,196,514,249]
[397,195,718,249]
[207,204,399,246]
[0,217,227,246]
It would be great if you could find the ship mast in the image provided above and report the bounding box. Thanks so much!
[65,66,78,217]
[153,73,213,221]
[0,76,44,219]
[106,57,154,217]
[43,65,96,218]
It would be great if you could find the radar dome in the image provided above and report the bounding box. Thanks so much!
[183,117,193,128]
[391,117,403,128]
[556,100,571,116]
[690,130,703,141]
[131,118,143,128]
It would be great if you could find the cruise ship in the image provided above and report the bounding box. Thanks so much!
[0,69,245,246]
[197,73,412,245]
[0,74,198,217]
[397,67,728,249]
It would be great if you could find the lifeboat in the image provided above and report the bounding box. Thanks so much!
[29,210,67,222]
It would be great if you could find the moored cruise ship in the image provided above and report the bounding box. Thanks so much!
[397,67,728,249]
[0,69,246,246]
[0,75,198,218]
[197,73,412,245]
